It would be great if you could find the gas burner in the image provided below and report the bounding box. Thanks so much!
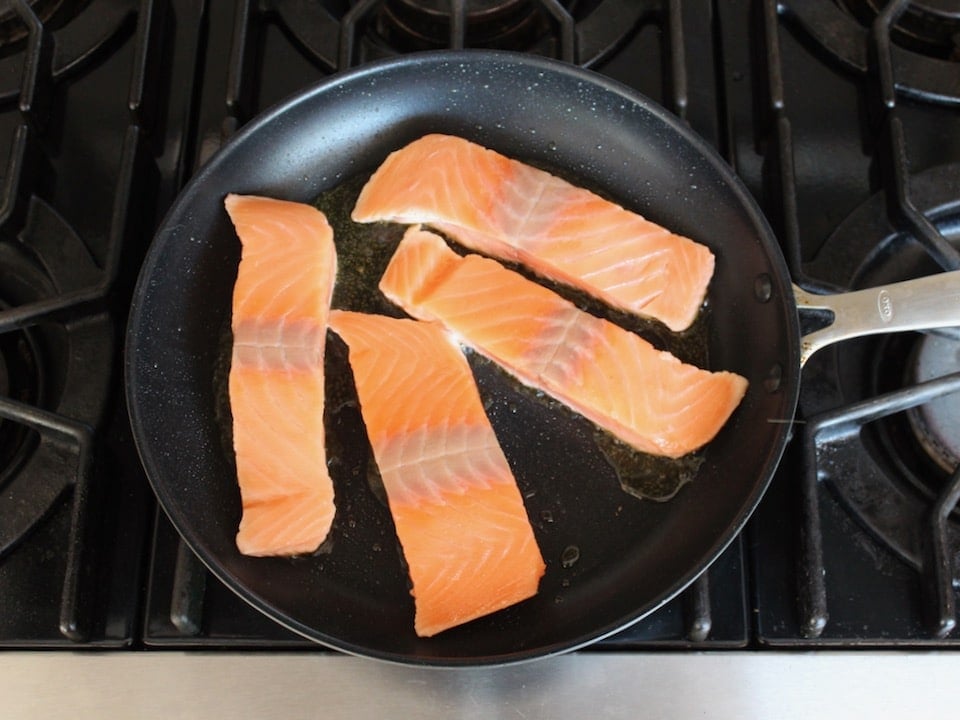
[0,0,134,103]
[906,333,960,473]
[866,332,958,504]
[0,196,112,557]
[800,163,960,569]
[0,312,41,483]
[0,0,64,48]
[375,0,552,52]
[838,0,960,60]
[273,0,648,70]
[780,0,960,105]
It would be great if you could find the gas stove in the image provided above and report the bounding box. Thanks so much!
[0,0,957,667]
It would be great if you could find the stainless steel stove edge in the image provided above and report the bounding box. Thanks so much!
[1,650,957,718]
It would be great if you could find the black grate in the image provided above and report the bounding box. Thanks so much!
[0,0,133,102]
[252,0,648,73]
[780,0,960,106]
[0,0,164,645]
[750,0,960,643]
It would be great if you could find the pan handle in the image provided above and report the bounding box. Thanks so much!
[793,269,960,367]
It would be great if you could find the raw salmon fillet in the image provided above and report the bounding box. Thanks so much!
[352,133,715,332]
[328,310,545,637]
[380,227,747,459]
[226,194,337,556]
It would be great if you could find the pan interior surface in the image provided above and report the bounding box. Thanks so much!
[125,51,799,665]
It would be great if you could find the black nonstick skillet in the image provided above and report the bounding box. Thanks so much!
[125,50,960,665]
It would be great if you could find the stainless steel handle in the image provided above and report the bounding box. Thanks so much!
[794,269,960,367]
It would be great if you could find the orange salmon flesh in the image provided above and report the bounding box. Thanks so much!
[226,194,337,556]
[379,226,748,459]
[329,310,546,637]
[353,133,716,332]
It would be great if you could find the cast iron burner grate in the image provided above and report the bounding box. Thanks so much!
[0,197,113,561]
[905,334,960,474]
[0,0,134,102]
[0,0,64,47]
[798,163,960,639]
[0,0,165,644]
[751,0,960,642]
[0,305,41,484]
[839,0,960,59]
[0,193,120,643]
[779,0,960,105]
[375,0,554,53]
[264,0,648,71]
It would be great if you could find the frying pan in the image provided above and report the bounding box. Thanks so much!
[125,50,960,665]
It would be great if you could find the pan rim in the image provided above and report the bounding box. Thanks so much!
[125,49,801,666]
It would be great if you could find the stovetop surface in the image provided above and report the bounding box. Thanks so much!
[0,0,958,651]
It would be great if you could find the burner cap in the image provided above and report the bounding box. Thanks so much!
[376,0,552,52]
[0,343,7,397]
[840,0,960,60]
[0,0,65,47]
[0,197,114,557]
[906,332,960,473]
[0,324,41,484]
[797,163,960,569]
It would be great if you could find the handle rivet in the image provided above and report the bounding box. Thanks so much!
[754,274,772,303]
[764,363,782,392]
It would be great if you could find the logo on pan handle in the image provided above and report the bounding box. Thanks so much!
[877,289,894,323]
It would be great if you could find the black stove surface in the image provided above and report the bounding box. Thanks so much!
[0,0,957,651]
